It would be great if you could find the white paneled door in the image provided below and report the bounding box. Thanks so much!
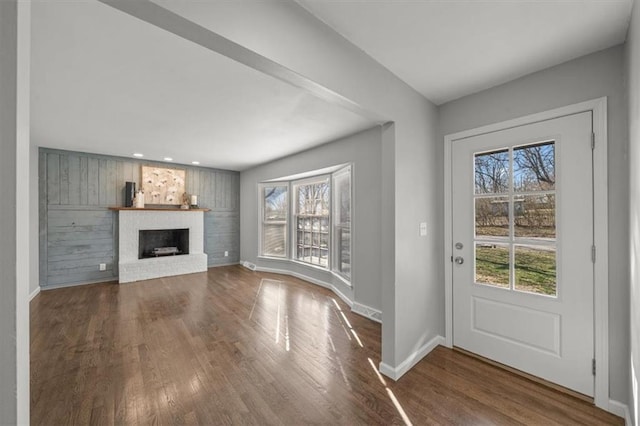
[451,112,594,396]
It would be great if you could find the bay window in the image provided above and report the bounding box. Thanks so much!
[259,165,352,283]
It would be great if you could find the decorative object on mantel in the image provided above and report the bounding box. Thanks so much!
[141,165,185,205]
[181,192,190,210]
[125,182,136,207]
[190,194,198,208]
[134,189,145,208]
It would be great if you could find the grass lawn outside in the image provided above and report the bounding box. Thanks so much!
[475,245,556,296]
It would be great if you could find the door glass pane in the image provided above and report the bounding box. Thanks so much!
[514,195,556,239]
[475,196,509,238]
[475,149,509,194]
[475,243,510,288]
[514,245,557,296]
[513,141,555,192]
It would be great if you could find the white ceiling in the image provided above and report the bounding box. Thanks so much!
[296,0,633,105]
[31,1,377,171]
[31,0,634,171]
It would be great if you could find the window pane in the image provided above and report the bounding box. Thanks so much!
[294,177,330,268]
[262,185,287,258]
[475,196,509,238]
[475,243,510,288]
[475,149,509,194]
[337,227,351,277]
[514,195,556,240]
[262,223,286,257]
[514,141,555,192]
[333,167,351,280]
[514,245,557,296]
[264,186,288,221]
[297,181,329,215]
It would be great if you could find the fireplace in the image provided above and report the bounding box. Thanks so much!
[115,209,207,283]
[139,228,189,259]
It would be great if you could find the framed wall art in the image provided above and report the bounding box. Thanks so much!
[141,166,186,205]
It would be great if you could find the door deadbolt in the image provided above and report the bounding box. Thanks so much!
[455,242,463,250]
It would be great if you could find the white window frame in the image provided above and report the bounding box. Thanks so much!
[331,165,352,281]
[291,175,331,269]
[257,164,354,286]
[258,182,290,259]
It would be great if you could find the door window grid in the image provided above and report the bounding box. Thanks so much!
[473,141,557,297]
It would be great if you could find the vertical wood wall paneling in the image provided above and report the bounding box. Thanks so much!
[79,156,88,205]
[47,153,60,205]
[59,155,69,205]
[68,155,81,205]
[46,208,115,286]
[38,151,48,286]
[87,157,99,205]
[39,148,240,287]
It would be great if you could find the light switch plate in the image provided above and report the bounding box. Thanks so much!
[419,222,427,236]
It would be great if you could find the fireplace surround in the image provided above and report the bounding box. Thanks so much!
[113,208,208,283]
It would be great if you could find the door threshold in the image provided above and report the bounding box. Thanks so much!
[453,346,594,404]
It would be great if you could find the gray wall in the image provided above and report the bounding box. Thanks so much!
[0,0,18,421]
[178,1,442,370]
[0,0,30,422]
[625,0,640,422]
[439,45,629,405]
[240,126,382,311]
[39,148,240,288]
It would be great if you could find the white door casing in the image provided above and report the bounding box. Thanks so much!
[445,98,609,410]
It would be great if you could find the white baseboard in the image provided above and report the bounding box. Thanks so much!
[253,264,353,308]
[208,261,240,268]
[248,263,382,325]
[41,277,117,290]
[609,399,632,425]
[379,335,445,381]
[352,302,382,323]
[29,286,41,301]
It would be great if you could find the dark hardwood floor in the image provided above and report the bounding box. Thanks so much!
[31,265,622,425]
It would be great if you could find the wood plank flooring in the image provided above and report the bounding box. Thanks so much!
[31,265,623,425]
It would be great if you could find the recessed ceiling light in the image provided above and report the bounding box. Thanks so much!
[133,153,144,157]
[164,157,173,161]
[191,161,200,165]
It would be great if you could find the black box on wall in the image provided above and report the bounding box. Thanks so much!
[125,182,136,207]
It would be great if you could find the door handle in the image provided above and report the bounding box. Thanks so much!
[454,256,464,265]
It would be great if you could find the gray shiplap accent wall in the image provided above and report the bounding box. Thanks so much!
[39,148,240,288]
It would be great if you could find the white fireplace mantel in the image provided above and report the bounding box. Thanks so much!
[114,208,208,283]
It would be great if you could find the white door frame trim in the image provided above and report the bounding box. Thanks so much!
[443,97,609,410]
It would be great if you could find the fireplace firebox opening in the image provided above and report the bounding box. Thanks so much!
[139,228,189,259]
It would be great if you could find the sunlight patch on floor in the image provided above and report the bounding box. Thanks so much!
[368,357,387,387]
[387,388,413,426]
[330,297,364,347]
